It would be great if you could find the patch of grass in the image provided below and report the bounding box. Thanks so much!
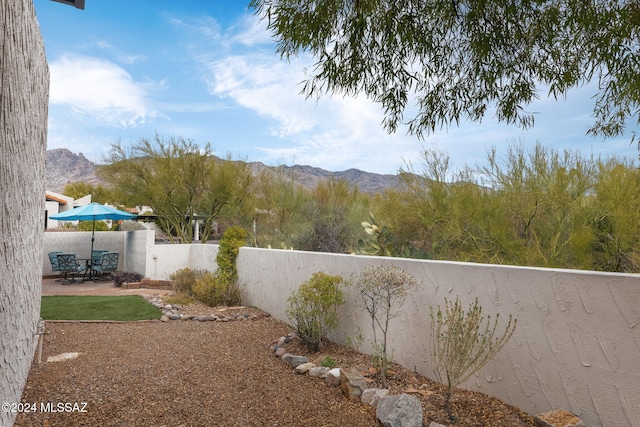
[320,356,337,369]
[41,295,161,321]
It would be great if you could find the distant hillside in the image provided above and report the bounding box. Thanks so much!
[46,148,401,194]
[46,148,102,192]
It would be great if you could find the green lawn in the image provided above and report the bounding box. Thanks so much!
[41,295,162,321]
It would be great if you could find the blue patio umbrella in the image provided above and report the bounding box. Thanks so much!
[49,202,137,257]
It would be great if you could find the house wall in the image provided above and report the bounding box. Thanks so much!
[1,1,49,426]
[40,232,640,426]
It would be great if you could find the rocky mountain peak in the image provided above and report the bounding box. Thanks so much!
[46,148,99,192]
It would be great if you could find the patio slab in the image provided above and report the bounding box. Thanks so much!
[41,277,171,297]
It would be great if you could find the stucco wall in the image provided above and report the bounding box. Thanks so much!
[234,247,640,427]
[1,1,49,425]
[39,236,640,426]
[43,230,215,279]
[43,230,153,276]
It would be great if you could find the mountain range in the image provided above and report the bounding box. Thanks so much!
[46,148,401,194]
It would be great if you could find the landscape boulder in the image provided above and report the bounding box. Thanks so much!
[376,393,423,427]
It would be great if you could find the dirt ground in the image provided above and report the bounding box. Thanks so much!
[16,278,537,426]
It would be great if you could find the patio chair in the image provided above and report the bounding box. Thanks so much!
[91,250,109,269]
[48,251,63,280]
[56,253,88,283]
[91,252,119,280]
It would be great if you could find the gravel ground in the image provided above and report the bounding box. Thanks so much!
[16,318,377,427]
[17,284,537,426]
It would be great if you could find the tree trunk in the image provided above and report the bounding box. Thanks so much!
[0,1,49,426]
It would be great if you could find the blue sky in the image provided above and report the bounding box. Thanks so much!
[34,0,638,175]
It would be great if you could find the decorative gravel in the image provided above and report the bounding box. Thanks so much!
[16,318,376,426]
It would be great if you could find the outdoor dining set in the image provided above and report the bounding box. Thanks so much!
[48,250,119,282]
[47,202,136,283]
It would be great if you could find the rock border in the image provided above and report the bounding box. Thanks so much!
[144,294,270,323]
[270,334,585,427]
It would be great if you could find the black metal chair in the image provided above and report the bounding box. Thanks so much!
[56,253,87,282]
[92,252,119,280]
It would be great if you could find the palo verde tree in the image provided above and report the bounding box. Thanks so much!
[250,0,640,141]
[302,178,369,254]
[62,182,116,205]
[252,166,312,248]
[98,134,252,243]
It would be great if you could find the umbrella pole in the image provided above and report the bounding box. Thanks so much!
[89,218,96,280]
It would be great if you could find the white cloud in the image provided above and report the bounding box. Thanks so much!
[205,54,317,136]
[231,13,273,47]
[49,54,162,128]
[94,41,145,65]
[200,43,427,174]
[167,15,223,46]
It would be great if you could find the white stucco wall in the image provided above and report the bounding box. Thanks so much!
[234,247,640,427]
[43,230,154,276]
[39,237,640,426]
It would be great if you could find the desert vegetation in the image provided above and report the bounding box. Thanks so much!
[57,137,640,273]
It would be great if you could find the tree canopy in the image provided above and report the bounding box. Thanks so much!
[250,0,640,140]
[98,135,253,243]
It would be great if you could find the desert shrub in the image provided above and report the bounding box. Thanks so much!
[191,271,242,307]
[169,268,208,295]
[430,296,517,421]
[349,264,419,387]
[216,226,248,286]
[187,226,247,307]
[286,272,344,352]
[112,271,144,287]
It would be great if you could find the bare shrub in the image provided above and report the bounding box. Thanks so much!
[349,264,419,387]
[430,296,517,421]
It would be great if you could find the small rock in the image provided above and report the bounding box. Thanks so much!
[376,394,423,427]
[340,368,368,400]
[325,372,342,388]
[275,347,287,357]
[361,388,390,407]
[167,313,181,320]
[327,367,341,377]
[160,315,170,322]
[309,366,330,378]
[294,362,316,374]
[285,355,308,369]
